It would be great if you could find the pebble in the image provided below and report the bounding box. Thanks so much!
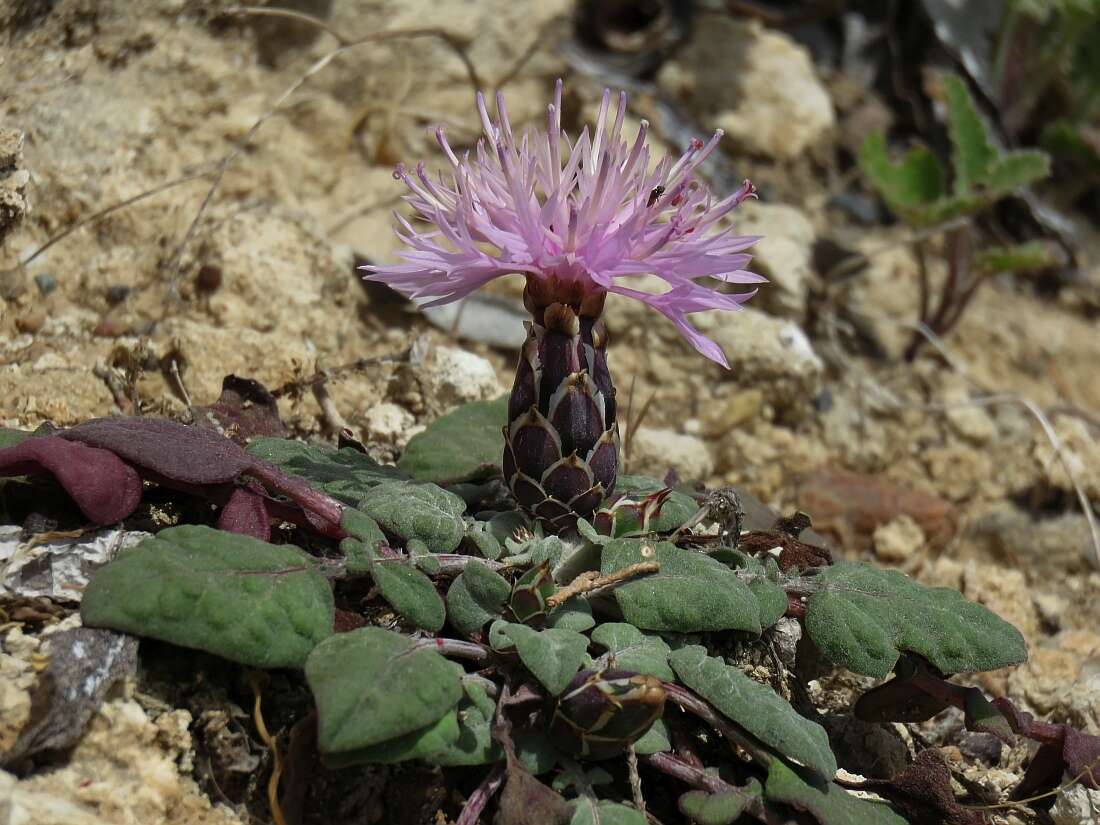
[629,427,714,481]
[33,273,57,296]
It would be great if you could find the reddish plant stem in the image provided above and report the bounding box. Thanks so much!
[414,638,493,664]
[643,752,768,819]
[456,761,506,825]
[245,459,346,534]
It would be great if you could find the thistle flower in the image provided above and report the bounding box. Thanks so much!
[365,81,762,529]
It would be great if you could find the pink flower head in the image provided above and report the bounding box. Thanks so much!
[362,80,764,368]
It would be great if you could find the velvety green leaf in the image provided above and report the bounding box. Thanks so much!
[515,730,565,775]
[569,799,646,825]
[246,437,405,504]
[397,397,507,483]
[372,558,446,631]
[601,539,761,634]
[723,551,787,631]
[306,627,463,754]
[804,562,1028,679]
[633,717,671,755]
[488,618,514,651]
[340,508,386,575]
[499,623,589,695]
[447,575,499,637]
[576,518,610,546]
[590,623,674,680]
[973,241,1061,276]
[669,646,837,779]
[425,682,501,766]
[546,597,596,632]
[944,73,996,193]
[859,133,946,220]
[446,560,510,636]
[765,760,908,825]
[81,525,332,669]
[0,428,31,449]
[358,481,466,553]
[679,780,762,825]
[506,534,566,567]
[325,709,460,767]
[466,523,504,560]
[465,558,512,606]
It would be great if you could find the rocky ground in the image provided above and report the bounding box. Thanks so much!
[2,1,1099,823]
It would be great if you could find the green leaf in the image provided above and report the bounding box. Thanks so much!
[246,438,406,504]
[679,780,762,825]
[546,598,596,632]
[446,560,510,637]
[859,133,946,221]
[973,241,1061,276]
[570,799,647,825]
[804,561,1028,679]
[466,523,504,560]
[633,717,671,755]
[340,508,386,576]
[601,539,762,634]
[0,428,31,449]
[371,558,446,631]
[425,681,501,766]
[326,709,460,767]
[590,623,674,680]
[81,525,332,669]
[306,627,463,754]
[397,396,508,483]
[980,151,1051,195]
[765,760,908,825]
[515,729,565,775]
[723,551,787,631]
[358,481,466,553]
[670,646,837,779]
[944,73,997,193]
[498,623,589,695]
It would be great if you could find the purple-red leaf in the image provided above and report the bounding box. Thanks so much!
[994,697,1100,796]
[57,416,345,538]
[217,483,272,541]
[848,749,983,825]
[0,436,142,524]
[192,375,287,445]
[61,417,252,485]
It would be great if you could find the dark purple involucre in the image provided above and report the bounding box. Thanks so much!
[504,301,617,531]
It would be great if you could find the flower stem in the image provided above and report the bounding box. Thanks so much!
[456,761,505,825]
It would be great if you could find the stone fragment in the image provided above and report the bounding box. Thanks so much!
[657,19,835,160]
[731,201,815,319]
[797,467,957,551]
[362,402,415,446]
[872,515,925,564]
[628,427,714,481]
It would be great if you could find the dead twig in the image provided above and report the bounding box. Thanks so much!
[2,165,217,277]
[546,561,660,609]
[270,352,405,400]
[249,673,288,825]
